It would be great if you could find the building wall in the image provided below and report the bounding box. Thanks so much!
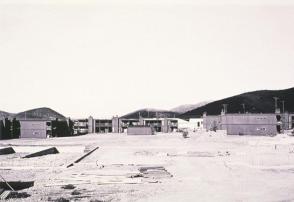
[283,113,294,129]
[142,118,178,133]
[221,114,277,136]
[119,119,140,133]
[177,119,190,130]
[20,121,48,138]
[225,124,277,136]
[169,119,178,132]
[72,119,88,135]
[127,126,154,135]
[203,116,222,131]
[88,116,94,133]
[162,118,169,133]
[188,118,204,131]
[143,119,162,132]
[95,119,112,133]
[112,116,119,133]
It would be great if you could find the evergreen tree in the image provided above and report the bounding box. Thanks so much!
[0,120,4,140]
[51,119,71,137]
[11,118,20,139]
[68,119,74,136]
[3,118,12,139]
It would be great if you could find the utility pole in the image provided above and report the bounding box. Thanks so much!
[241,103,245,114]
[273,97,279,113]
[222,104,228,114]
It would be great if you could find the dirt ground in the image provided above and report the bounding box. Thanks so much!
[1,131,294,202]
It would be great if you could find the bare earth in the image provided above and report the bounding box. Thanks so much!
[1,131,294,202]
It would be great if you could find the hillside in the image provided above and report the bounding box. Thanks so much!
[120,108,179,119]
[171,101,211,114]
[179,87,294,119]
[15,107,66,120]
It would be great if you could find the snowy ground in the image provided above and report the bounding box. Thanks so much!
[1,131,294,202]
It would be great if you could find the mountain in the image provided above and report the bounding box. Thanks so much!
[15,107,66,120]
[120,108,180,119]
[171,101,211,114]
[179,87,294,119]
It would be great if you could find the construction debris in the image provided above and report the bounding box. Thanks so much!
[128,173,144,178]
[71,190,82,195]
[7,191,31,199]
[0,147,16,155]
[0,174,32,200]
[139,166,173,179]
[0,181,34,191]
[0,190,11,200]
[0,174,15,192]
[23,147,59,158]
[67,146,99,168]
[51,197,70,202]
[182,130,189,138]
[61,184,76,190]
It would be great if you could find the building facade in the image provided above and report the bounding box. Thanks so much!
[19,120,52,138]
[94,119,113,133]
[221,114,278,136]
[119,119,140,133]
[203,115,223,131]
[127,126,155,135]
[72,118,89,135]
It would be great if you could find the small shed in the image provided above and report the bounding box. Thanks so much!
[20,120,51,138]
[221,114,278,136]
[127,126,155,135]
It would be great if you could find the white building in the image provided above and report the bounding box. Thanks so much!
[177,118,204,131]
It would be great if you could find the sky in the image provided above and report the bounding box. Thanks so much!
[0,0,294,118]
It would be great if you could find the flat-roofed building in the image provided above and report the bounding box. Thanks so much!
[162,118,178,133]
[120,119,140,133]
[19,120,52,138]
[221,114,278,136]
[189,118,204,131]
[95,119,112,133]
[72,118,88,135]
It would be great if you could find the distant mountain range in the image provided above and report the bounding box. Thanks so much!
[179,87,294,119]
[1,87,293,120]
[170,101,211,114]
[0,107,66,120]
[120,108,179,119]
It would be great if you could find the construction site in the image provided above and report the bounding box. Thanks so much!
[1,99,294,201]
[1,0,294,200]
[2,130,294,201]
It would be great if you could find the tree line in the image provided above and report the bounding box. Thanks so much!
[0,118,75,139]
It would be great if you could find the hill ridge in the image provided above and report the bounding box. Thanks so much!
[179,87,294,119]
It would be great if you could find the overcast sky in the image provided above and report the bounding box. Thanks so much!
[0,0,294,118]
